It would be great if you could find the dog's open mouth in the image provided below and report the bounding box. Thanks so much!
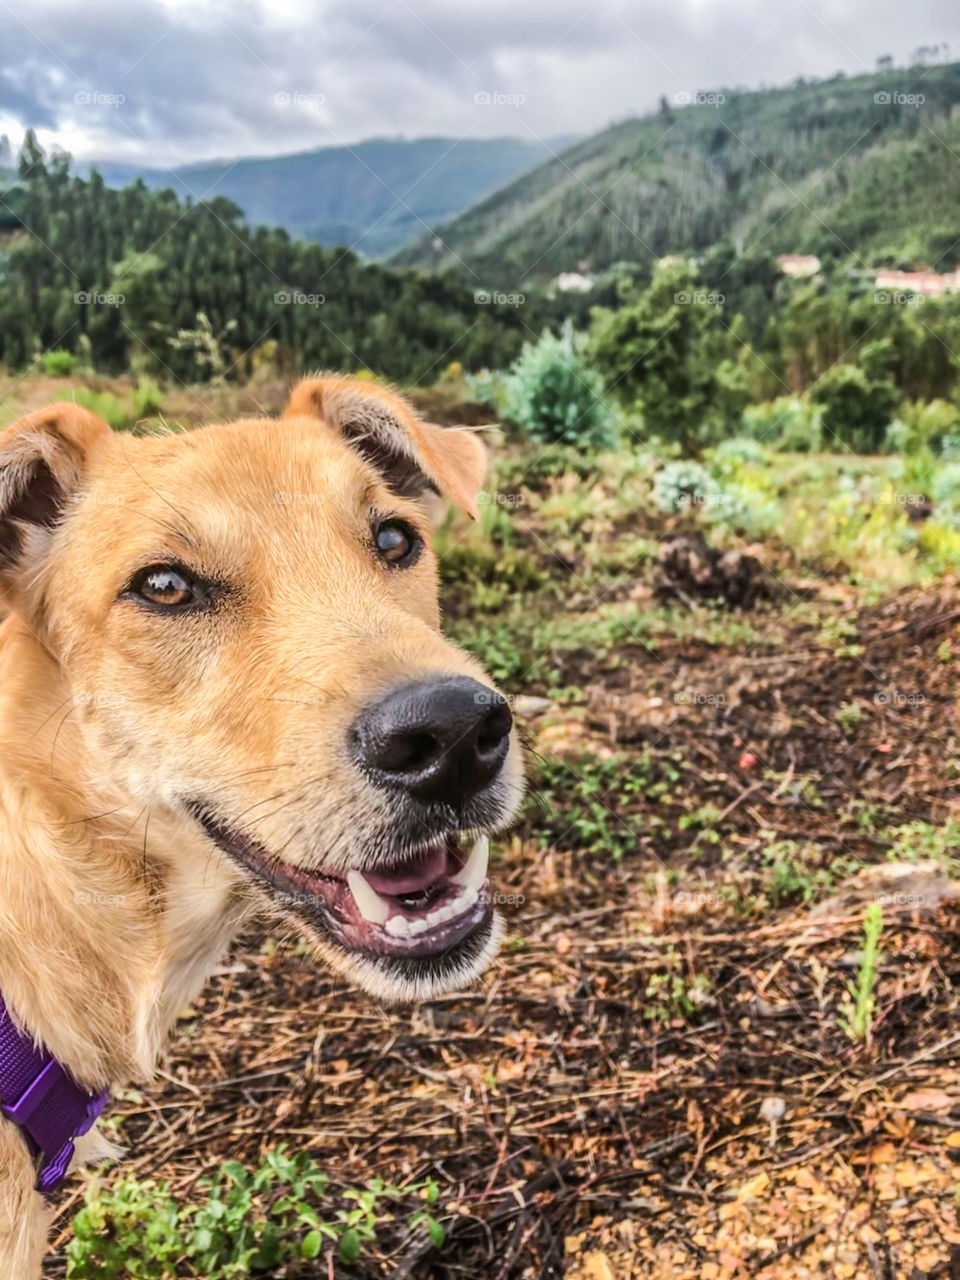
[188,804,492,963]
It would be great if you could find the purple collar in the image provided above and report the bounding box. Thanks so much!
[0,994,109,1194]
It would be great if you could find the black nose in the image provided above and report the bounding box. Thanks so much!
[351,676,512,804]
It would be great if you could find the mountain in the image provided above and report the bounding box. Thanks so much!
[395,63,960,281]
[83,136,573,258]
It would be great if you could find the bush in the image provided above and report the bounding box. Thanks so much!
[132,377,164,419]
[741,396,824,451]
[709,436,770,471]
[42,349,75,377]
[71,388,132,431]
[652,461,720,513]
[500,321,615,448]
[589,259,748,452]
[808,363,898,452]
[885,398,960,454]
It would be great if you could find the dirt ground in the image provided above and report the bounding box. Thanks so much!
[42,578,960,1280]
[19,377,959,1278]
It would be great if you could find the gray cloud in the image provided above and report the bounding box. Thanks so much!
[0,0,957,166]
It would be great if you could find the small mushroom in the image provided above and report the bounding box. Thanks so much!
[760,1095,786,1147]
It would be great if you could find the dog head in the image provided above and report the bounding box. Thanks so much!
[0,379,524,1001]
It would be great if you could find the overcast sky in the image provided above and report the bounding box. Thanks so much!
[0,0,957,167]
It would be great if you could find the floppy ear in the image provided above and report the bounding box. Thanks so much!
[0,403,111,616]
[284,376,487,520]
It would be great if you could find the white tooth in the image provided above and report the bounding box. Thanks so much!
[386,915,415,938]
[451,836,489,890]
[347,870,391,925]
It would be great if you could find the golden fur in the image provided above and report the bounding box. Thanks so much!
[0,378,523,1277]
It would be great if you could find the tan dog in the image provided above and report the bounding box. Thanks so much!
[0,377,524,1278]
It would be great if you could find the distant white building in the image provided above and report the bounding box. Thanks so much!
[554,271,594,292]
[777,254,821,278]
[874,268,960,298]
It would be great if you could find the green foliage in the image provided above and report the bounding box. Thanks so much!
[132,377,164,418]
[72,388,134,431]
[651,460,719,512]
[838,902,883,1047]
[830,374,894,454]
[0,133,532,382]
[533,752,679,862]
[42,348,76,376]
[97,137,555,259]
[589,260,749,451]
[402,61,960,279]
[66,1147,444,1279]
[741,396,824,451]
[886,398,960,454]
[499,321,615,448]
[809,363,899,452]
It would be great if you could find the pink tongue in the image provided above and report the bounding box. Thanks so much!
[363,843,449,896]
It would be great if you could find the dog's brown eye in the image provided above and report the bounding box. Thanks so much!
[129,565,205,610]
[374,519,421,568]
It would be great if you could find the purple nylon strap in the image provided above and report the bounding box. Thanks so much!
[0,994,109,1194]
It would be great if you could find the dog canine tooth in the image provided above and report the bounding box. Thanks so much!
[346,870,391,924]
[451,835,489,890]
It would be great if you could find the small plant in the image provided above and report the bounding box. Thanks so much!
[132,376,164,418]
[42,348,75,377]
[652,460,720,513]
[838,902,883,1049]
[66,1147,445,1278]
[500,320,616,448]
[834,700,863,733]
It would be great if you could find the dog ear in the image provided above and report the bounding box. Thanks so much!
[0,403,111,613]
[284,376,486,520]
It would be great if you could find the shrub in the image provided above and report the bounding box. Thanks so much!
[885,398,960,454]
[500,321,615,448]
[652,460,720,513]
[132,377,164,419]
[72,388,132,431]
[589,259,748,452]
[709,436,770,471]
[808,363,898,452]
[42,349,75,377]
[741,396,824,451]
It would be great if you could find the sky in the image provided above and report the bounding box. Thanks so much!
[0,0,957,168]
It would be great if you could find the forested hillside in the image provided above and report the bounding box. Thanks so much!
[84,136,565,258]
[397,62,960,280]
[0,136,532,381]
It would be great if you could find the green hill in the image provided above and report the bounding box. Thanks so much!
[85,136,572,258]
[395,63,960,280]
